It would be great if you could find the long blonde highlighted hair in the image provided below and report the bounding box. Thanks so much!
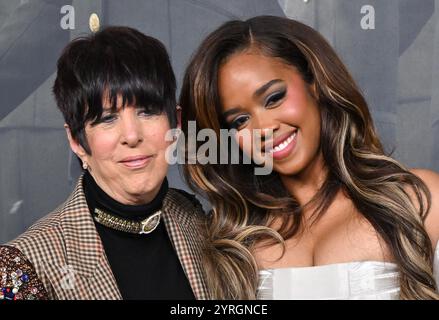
[179,16,438,299]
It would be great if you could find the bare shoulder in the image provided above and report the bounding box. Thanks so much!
[410,168,439,249]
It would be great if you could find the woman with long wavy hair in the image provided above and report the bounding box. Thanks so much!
[179,15,439,299]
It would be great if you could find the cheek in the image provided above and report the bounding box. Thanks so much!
[280,92,310,123]
[87,132,119,160]
[297,104,321,156]
[280,90,321,132]
[236,131,252,155]
[301,103,321,138]
[142,118,172,150]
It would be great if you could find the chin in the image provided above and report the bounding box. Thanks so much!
[129,181,154,193]
[274,167,298,176]
[126,187,154,201]
[273,160,303,176]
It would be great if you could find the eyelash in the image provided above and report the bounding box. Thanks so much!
[98,109,152,124]
[100,114,117,124]
[228,90,286,130]
[265,90,286,107]
[229,115,250,130]
[137,109,152,117]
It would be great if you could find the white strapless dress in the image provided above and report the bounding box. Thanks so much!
[257,242,439,300]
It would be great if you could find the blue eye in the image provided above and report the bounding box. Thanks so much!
[265,90,286,108]
[229,115,250,130]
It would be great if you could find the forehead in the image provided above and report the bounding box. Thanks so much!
[219,52,289,83]
[218,52,301,105]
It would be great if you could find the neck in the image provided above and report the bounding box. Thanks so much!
[280,151,327,206]
[83,171,168,221]
[89,171,160,205]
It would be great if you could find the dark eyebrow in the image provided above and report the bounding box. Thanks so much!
[253,79,284,99]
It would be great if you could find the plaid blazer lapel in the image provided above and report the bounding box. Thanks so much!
[161,190,210,300]
[54,176,122,299]
[10,176,209,299]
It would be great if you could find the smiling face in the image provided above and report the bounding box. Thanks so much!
[218,51,322,178]
[67,96,177,205]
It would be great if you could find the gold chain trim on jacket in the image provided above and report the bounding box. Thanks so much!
[93,208,161,234]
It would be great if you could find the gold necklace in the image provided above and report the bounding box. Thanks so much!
[93,207,161,234]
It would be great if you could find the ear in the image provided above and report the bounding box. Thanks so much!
[175,105,182,130]
[64,124,87,159]
[309,82,319,101]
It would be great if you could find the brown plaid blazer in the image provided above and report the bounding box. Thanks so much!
[5,176,210,300]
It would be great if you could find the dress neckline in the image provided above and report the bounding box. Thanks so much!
[259,260,398,273]
[260,239,439,273]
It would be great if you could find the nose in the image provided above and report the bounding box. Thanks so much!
[252,110,280,141]
[120,109,143,147]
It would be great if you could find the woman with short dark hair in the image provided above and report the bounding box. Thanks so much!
[0,26,208,300]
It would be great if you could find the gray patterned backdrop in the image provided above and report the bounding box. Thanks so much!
[0,0,438,243]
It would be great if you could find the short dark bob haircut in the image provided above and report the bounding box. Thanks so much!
[53,26,177,154]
